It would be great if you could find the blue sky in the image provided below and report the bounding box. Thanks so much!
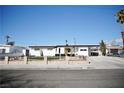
[0,5,124,46]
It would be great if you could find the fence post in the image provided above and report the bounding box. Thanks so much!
[5,56,9,64]
[24,56,28,64]
[86,56,91,64]
[65,56,69,64]
[44,56,48,64]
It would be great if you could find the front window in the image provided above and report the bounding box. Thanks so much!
[34,48,40,50]
[47,48,53,50]
[80,49,87,51]
[0,49,5,53]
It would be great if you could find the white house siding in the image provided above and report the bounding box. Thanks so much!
[29,47,66,56]
[29,48,56,56]
[42,48,56,56]
[29,47,64,57]
[29,48,41,56]
[76,47,89,56]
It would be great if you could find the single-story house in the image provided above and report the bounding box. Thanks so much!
[29,44,100,57]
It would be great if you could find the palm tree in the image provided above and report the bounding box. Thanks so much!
[116,9,124,24]
[115,9,124,50]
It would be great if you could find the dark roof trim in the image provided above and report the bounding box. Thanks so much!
[29,46,55,48]
[29,45,99,48]
[56,45,99,47]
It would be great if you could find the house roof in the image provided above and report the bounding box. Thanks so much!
[56,45,100,47]
[0,44,11,47]
[29,46,56,48]
[0,44,27,49]
[106,46,123,49]
[29,44,100,48]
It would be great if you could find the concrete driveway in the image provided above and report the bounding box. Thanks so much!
[88,56,124,69]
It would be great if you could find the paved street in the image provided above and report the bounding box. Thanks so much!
[1,69,124,88]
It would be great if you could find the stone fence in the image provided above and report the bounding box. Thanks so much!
[0,56,88,64]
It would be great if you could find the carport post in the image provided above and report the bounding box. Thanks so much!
[5,56,9,64]
[86,56,91,64]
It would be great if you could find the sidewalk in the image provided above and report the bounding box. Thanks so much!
[0,64,90,70]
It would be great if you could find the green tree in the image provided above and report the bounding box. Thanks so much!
[100,40,106,56]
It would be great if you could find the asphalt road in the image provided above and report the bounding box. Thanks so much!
[1,69,124,88]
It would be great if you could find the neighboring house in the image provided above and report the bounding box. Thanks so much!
[106,45,123,55]
[29,45,100,57]
[0,44,27,57]
[0,44,10,53]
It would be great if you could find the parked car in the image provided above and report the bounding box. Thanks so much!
[113,53,120,57]
[107,53,120,57]
[106,53,113,56]
[119,52,124,57]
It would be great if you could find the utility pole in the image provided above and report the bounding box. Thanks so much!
[6,35,10,45]
[65,40,68,57]
[73,37,76,56]
[121,32,124,50]
[65,40,68,46]
[115,9,124,50]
